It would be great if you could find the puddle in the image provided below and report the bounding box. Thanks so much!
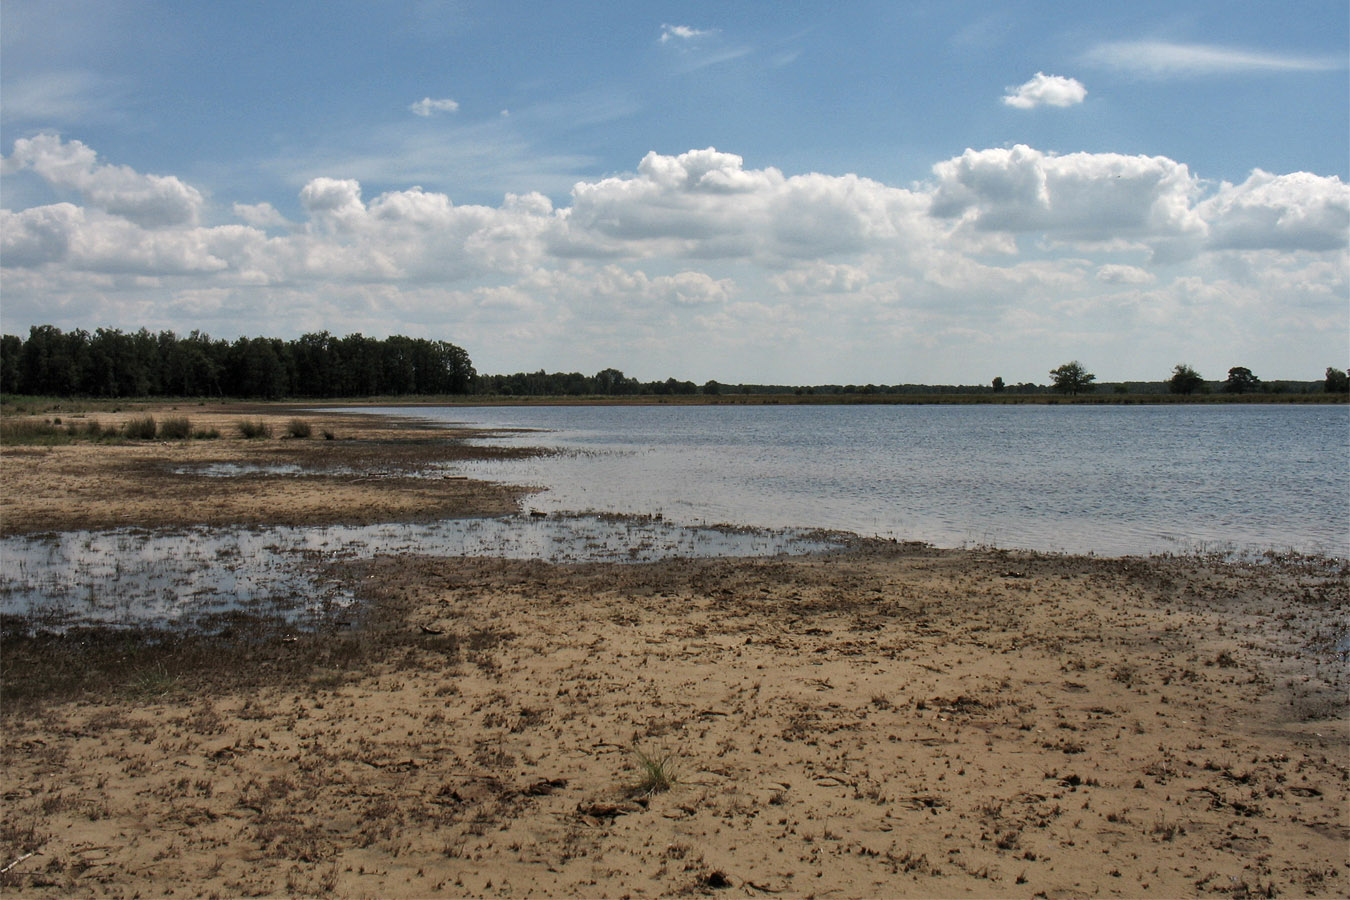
[170,461,473,480]
[172,462,311,478]
[0,516,840,631]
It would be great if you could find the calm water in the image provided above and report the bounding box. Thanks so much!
[361,403,1350,557]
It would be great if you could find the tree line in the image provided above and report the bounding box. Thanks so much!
[2,325,1344,400]
[0,326,474,399]
[1044,360,1347,396]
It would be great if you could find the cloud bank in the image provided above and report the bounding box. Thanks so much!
[2,136,1346,383]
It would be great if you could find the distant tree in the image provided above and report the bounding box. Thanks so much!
[991,376,1005,392]
[593,368,631,395]
[1049,361,1096,396]
[1168,363,1204,395]
[1223,366,1261,394]
[703,379,721,395]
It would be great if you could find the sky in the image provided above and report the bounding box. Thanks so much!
[2,0,1347,385]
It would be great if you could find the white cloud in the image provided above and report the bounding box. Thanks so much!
[660,24,713,43]
[1002,72,1087,109]
[1200,170,1349,252]
[409,96,460,116]
[928,145,1207,255]
[1096,264,1155,285]
[2,138,1345,382]
[1082,40,1345,76]
[5,133,203,227]
[232,201,291,229]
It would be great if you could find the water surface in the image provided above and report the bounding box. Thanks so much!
[356,403,1349,557]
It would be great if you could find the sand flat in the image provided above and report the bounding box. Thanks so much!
[1,404,1346,898]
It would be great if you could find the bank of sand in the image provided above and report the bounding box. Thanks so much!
[1,404,1346,898]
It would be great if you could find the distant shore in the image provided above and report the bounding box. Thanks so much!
[1,403,1346,898]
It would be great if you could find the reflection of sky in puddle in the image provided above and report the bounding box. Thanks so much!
[0,516,837,629]
[171,461,470,480]
[172,462,310,477]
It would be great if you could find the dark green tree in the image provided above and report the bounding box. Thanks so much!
[991,376,1005,392]
[1168,363,1204,395]
[1049,360,1096,395]
[19,325,83,395]
[1325,367,1349,393]
[1223,366,1261,394]
[0,334,22,393]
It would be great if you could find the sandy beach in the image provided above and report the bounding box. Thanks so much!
[1,404,1346,899]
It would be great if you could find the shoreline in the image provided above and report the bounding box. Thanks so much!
[1,403,1347,898]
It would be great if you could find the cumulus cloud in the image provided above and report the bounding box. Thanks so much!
[1082,40,1344,76]
[928,145,1207,255]
[1,203,82,267]
[1200,170,1349,252]
[5,133,203,227]
[1096,264,1155,285]
[232,201,291,229]
[409,96,460,116]
[1002,72,1087,109]
[562,147,930,263]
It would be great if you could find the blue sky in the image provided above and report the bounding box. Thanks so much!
[3,0,1347,384]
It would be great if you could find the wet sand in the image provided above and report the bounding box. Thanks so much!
[1,404,1347,898]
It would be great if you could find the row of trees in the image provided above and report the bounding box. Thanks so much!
[474,368,706,397]
[1166,363,1348,395]
[2,326,1344,400]
[1042,361,1350,396]
[0,326,475,399]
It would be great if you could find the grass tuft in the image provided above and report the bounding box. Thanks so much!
[286,418,313,439]
[127,662,181,698]
[629,745,679,797]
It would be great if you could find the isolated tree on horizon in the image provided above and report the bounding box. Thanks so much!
[1325,367,1349,393]
[1224,366,1261,394]
[992,376,1005,392]
[1169,363,1204,395]
[1049,360,1095,395]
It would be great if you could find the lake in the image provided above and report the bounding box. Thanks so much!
[362,403,1350,558]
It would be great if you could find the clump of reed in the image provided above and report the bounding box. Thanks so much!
[0,419,71,445]
[237,419,273,439]
[285,418,313,439]
[122,415,159,440]
[158,416,192,440]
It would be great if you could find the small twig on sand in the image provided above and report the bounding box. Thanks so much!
[1,851,39,874]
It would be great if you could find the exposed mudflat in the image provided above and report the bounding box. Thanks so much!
[0,404,531,537]
[1,404,1346,898]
